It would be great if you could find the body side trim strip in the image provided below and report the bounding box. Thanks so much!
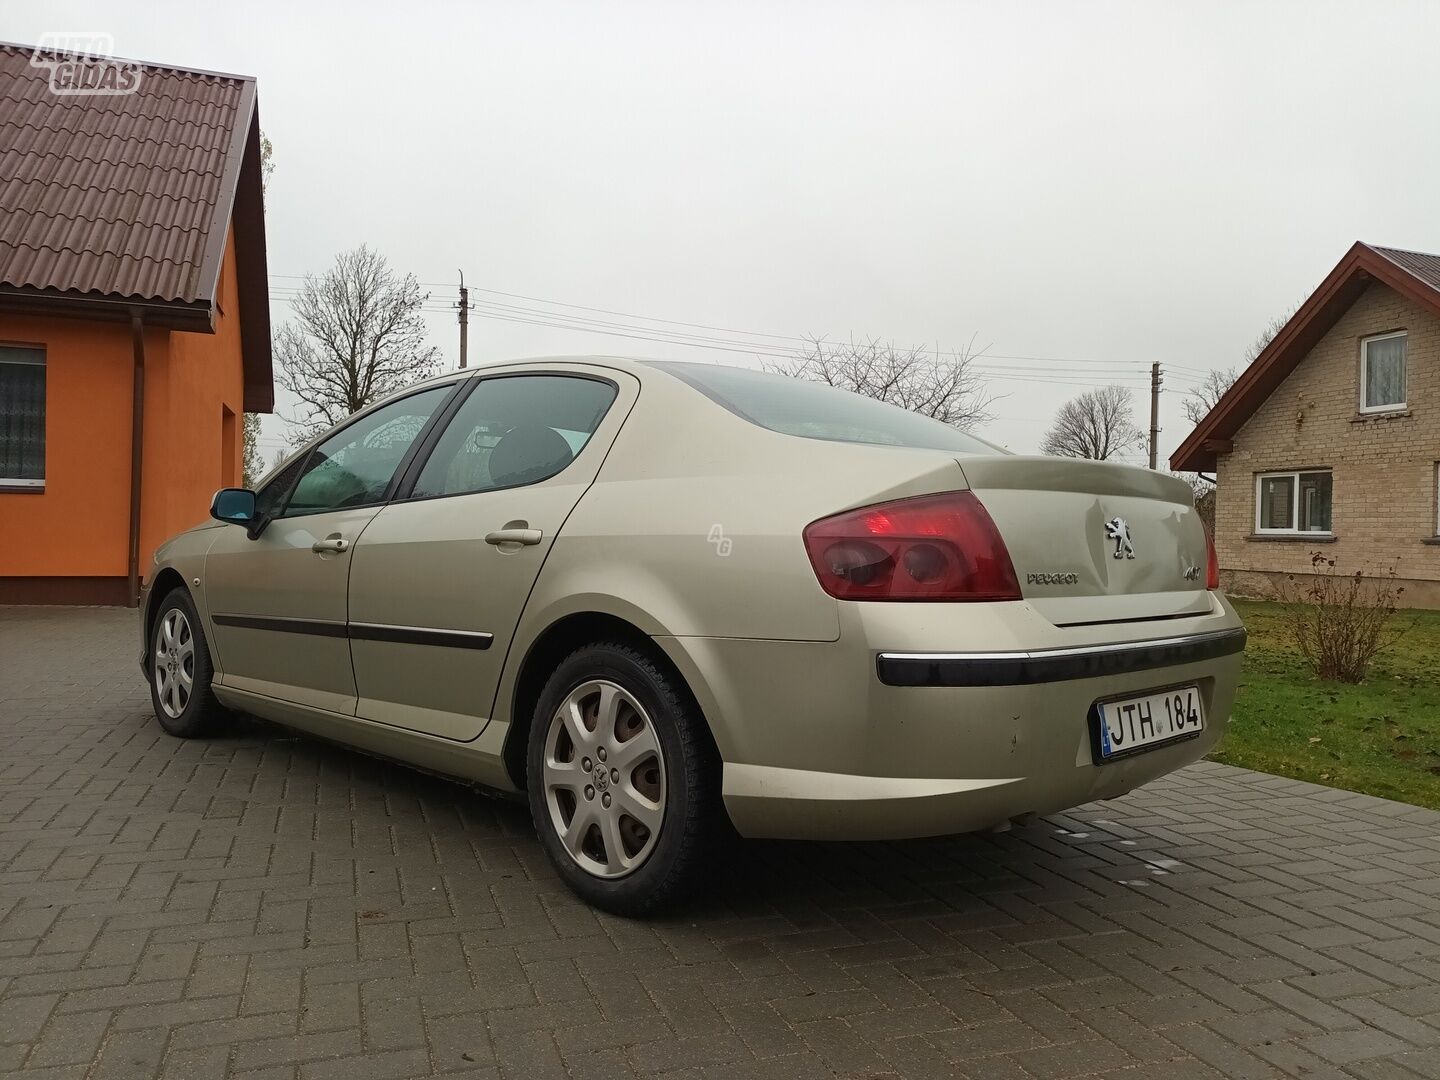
[876,627,1246,687]
[348,622,493,650]
[211,614,492,650]
[212,613,349,637]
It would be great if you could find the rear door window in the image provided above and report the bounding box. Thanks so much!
[408,374,618,498]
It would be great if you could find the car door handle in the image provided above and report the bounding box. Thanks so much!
[312,535,350,554]
[485,527,542,547]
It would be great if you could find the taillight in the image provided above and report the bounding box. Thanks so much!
[1204,527,1220,590]
[802,491,1021,601]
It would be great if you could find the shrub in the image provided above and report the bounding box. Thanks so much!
[1273,552,1408,683]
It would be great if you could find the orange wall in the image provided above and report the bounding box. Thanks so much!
[0,224,250,585]
[0,316,135,576]
[141,231,247,567]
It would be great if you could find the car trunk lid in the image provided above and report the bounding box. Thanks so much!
[956,455,1212,625]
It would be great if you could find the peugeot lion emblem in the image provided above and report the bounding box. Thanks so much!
[1104,517,1136,560]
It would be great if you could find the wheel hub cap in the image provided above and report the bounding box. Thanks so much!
[153,608,195,720]
[541,679,666,879]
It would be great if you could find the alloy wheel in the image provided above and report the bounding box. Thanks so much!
[153,608,195,720]
[542,679,667,878]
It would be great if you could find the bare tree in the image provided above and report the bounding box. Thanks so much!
[764,336,994,429]
[241,413,264,488]
[1244,307,1296,364]
[1181,304,1298,427]
[1182,366,1239,425]
[1040,385,1144,460]
[274,245,440,444]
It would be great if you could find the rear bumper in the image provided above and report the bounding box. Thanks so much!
[721,718,1222,841]
[659,604,1246,842]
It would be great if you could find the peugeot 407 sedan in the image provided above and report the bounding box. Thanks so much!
[141,357,1245,914]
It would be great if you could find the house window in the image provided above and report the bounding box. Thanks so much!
[1360,331,1406,412]
[1256,470,1332,534]
[0,346,45,487]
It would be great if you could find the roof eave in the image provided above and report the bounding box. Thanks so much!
[0,286,213,331]
[230,100,273,414]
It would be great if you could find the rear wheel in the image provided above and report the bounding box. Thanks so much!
[527,642,718,915]
[148,588,227,738]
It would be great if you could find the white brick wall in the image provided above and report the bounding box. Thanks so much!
[1215,281,1440,603]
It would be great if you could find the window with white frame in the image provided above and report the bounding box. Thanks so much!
[1360,331,1406,412]
[0,346,45,487]
[1256,470,1332,534]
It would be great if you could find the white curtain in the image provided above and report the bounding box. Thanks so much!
[1366,337,1406,408]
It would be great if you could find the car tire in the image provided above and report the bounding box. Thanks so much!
[147,587,228,738]
[527,641,720,916]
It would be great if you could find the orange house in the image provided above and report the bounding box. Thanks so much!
[0,44,272,605]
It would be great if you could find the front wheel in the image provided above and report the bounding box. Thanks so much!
[527,642,719,916]
[148,588,227,738]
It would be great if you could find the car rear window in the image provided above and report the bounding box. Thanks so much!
[646,361,1001,454]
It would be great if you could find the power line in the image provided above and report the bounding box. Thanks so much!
[268,292,1153,389]
[266,275,1185,371]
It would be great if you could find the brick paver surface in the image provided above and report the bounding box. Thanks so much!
[2,606,1439,1079]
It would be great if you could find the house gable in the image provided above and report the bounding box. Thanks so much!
[0,42,272,411]
[1172,242,1440,472]
[1211,276,1440,602]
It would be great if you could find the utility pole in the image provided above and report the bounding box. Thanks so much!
[457,270,469,368]
[1148,361,1163,470]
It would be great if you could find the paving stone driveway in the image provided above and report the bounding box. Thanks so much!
[2,606,1439,1080]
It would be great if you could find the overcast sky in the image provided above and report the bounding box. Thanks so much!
[13,0,1440,465]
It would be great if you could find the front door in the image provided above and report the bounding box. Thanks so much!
[204,383,456,712]
[346,370,632,740]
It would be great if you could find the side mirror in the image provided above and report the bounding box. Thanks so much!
[210,487,257,525]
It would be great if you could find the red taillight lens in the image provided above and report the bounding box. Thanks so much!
[802,491,1021,601]
[1205,527,1220,590]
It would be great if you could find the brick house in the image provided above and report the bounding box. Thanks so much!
[1172,241,1440,607]
[0,44,272,606]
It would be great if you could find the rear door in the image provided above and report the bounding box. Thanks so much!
[205,383,456,712]
[345,369,635,741]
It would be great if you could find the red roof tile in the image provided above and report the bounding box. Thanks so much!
[0,43,249,302]
[0,42,272,411]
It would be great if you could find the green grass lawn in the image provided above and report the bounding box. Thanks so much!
[1211,599,1440,810]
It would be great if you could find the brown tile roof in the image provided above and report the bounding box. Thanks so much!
[1171,241,1440,472]
[1369,244,1440,293]
[0,42,272,410]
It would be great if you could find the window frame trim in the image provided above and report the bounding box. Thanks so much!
[0,343,47,488]
[391,370,622,505]
[1254,468,1334,536]
[1359,330,1408,414]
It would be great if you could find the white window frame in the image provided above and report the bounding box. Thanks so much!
[1359,330,1407,414]
[1255,469,1333,535]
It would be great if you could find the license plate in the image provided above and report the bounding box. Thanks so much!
[1095,685,1204,760]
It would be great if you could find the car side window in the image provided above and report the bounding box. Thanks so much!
[283,385,452,516]
[253,455,306,520]
[410,375,618,499]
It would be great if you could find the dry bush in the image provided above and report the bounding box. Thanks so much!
[1273,552,1409,683]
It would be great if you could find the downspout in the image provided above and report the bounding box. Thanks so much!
[127,311,145,608]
